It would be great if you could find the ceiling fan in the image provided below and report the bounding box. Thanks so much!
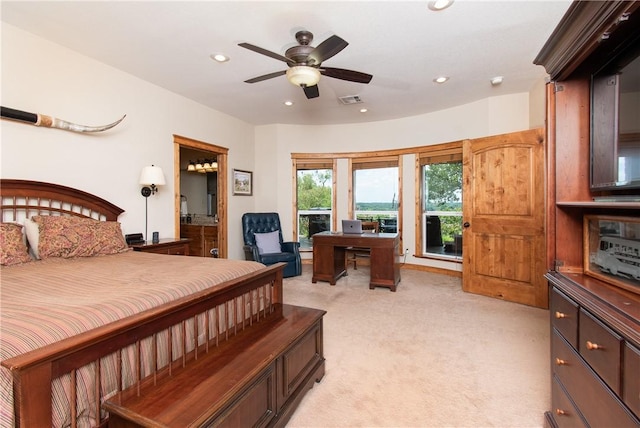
[238,30,373,99]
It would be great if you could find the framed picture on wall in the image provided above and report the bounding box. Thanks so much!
[233,169,253,196]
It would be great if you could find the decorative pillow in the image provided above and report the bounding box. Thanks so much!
[0,223,32,266]
[32,215,129,259]
[254,230,282,255]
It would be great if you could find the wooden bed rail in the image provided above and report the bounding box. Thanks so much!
[4,262,285,428]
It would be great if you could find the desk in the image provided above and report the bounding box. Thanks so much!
[312,232,401,291]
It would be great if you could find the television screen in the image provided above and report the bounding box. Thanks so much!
[590,38,640,190]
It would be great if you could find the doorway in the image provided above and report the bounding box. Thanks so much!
[173,134,229,258]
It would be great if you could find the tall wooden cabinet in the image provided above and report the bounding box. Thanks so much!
[534,2,640,427]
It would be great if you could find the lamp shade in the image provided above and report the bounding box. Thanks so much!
[139,165,166,186]
[286,66,321,87]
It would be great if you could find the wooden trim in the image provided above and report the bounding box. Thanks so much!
[173,134,229,258]
[173,134,229,155]
[545,81,557,272]
[332,159,338,232]
[292,139,465,161]
[401,262,462,278]
[620,132,640,144]
[417,141,463,158]
[414,155,422,258]
[352,157,399,170]
[397,155,403,255]
[534,1,640,80]
[292,160,298,241]
[295,159,334,170]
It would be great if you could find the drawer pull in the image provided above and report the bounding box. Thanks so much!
[555,409,567,416]
[555,357,567,366]
[554,311,567,319]
[586,340,602,350]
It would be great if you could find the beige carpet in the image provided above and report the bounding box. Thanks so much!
[283,265,550,428]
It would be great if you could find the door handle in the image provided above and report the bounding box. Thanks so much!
[463,222,470,228]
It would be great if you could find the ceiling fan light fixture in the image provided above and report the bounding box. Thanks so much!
[286,66,321,87]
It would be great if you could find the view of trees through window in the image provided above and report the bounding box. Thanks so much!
[354,167,399,232]
[424,161,463,256]
[297,169,332,249]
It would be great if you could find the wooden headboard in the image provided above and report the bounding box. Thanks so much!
[0,179,124,222]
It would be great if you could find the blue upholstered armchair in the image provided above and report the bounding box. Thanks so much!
[241,212,302,278]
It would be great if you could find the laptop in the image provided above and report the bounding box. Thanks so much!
[342,219,363,234]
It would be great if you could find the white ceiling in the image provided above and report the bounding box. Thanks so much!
[1,1,572,126]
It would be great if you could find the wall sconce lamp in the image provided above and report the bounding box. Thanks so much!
[139,165,166,242]
[140,165,166,196]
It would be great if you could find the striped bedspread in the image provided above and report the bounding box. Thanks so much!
[0,251,266,427]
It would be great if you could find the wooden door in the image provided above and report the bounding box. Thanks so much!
[462,128,547,308]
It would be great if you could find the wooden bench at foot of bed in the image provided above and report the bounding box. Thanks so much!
[104,303,326,428]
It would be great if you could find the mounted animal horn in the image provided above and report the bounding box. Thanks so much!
[1,106,126,133]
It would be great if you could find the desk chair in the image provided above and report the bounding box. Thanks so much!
[347,221,379,270]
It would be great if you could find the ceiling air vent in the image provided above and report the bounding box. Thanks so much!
[338,95,363,105]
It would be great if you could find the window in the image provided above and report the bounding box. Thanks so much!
[352,157,399,233]
[420,148,463,260]
[294,159,334,250]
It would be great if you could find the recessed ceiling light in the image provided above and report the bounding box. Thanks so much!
[433,76,449,84]
[491,76,504,86]
[284,101,294,106]
[360,108,368,113]
[428,0,454,11]
[210,53,229,63]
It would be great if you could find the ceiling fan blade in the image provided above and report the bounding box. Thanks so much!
[244,70,287,84]
[321,67,373,84]
[303,85,320,99]
[308,35,348,65]
[238,42,292,64]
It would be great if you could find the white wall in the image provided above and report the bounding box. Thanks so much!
[529,77,548,129]
[1,24,255,259]
[1,23,545,270]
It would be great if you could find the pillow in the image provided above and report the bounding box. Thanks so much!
[23,217,41,259]
[254,230,282,255]
[31,215,129,259]
[0,223,32,266]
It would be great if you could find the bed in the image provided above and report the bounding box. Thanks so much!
[0,179,290,427]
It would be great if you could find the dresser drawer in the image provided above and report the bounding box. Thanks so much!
[552,330,638,427]
[551,375,587,428]
[624,343,640,416]
[579,308,623,395]
[551,288,578,348]
[165,244,189,255]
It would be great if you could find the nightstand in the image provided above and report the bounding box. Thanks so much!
[130,238,190,256]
